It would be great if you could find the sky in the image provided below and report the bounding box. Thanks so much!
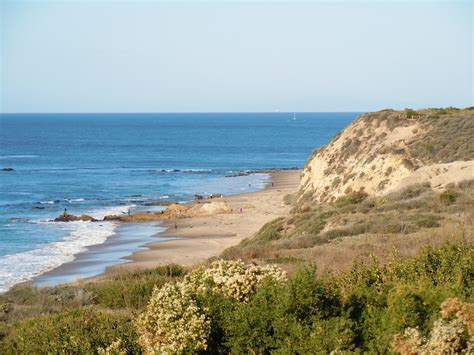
[0,0,472,113]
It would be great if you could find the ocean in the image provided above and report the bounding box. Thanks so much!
[0,112,357,291]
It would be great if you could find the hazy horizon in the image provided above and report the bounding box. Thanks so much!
[1,0,472,113]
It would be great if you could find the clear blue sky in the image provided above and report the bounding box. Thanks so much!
[0,0,472,113]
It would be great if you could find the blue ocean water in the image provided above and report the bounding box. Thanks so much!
[0,112,357,291]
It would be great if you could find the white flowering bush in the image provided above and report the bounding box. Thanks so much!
[184,260,287,302]
[137,260,286,354]
[137,282,211,354]
[393,298,473,354]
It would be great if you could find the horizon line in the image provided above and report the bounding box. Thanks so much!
[0,111,365,115]
[2,106,470,115]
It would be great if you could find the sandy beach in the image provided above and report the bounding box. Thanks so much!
[103,170,300,275]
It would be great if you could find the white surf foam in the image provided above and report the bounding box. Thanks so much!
[0,155,38,159]
[64,198,86,203]
[38,200,57,204]
[0,205,132,293]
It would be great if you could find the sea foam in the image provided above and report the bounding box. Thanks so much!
[0,205,131,293]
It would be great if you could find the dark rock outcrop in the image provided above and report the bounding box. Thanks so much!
[54,213,97,222]
[1,168,14,171]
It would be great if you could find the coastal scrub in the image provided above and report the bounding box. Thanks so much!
[137,260,286,353]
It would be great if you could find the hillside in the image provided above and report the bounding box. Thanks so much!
[299,107,474,203]
[222,108,474,270]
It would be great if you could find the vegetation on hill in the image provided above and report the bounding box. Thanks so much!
[222,179,474,268]
[299,107,474,203]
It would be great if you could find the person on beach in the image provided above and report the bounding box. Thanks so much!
[63,208,67,216]
[272,182,274,187]
[174,222,178,230]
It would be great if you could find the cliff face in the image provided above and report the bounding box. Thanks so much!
[299,108,474,203]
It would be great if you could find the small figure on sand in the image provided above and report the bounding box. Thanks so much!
[239,207,243,213]
[174,222,178,230]
[271,182,274,187]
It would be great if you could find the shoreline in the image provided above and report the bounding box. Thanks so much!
[30,170,300,286]
[94,169,301,279]
[32,222,167,287]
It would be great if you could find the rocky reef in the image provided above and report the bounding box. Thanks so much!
[54,213,98,222]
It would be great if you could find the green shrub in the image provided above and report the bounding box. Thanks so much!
[251,217,285,243]
[414,214,441,228]
[335,191,368,208]
[89,278,166,310]
[224,267,348,353]
[439,190,458,204]
[196,290,236,354]
[307,317,357,352]
[223,280,289,353]
[293,210,333,236]
[88,265,185,310]
[0,308,140,354]
[338,242,473,352]
[405,108,417,118]
[284,266,341,322]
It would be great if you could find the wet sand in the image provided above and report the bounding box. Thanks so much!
[33,222,167,286]
[102,170,300,276]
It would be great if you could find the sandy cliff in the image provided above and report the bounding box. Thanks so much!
[299,108,474,203]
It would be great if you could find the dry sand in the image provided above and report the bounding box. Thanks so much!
[104,170,300,275]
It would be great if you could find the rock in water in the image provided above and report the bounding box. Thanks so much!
[1,168,14,171]
[54,213,97,222]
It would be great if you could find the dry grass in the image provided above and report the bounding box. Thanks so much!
[274,222,472,274]
[407,108,474,163]
[221,179,474,273]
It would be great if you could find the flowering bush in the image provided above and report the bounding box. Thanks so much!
[137,282,211,354]
[137,260,286,353]
[184,260,287,302]
[393,298,473,354]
